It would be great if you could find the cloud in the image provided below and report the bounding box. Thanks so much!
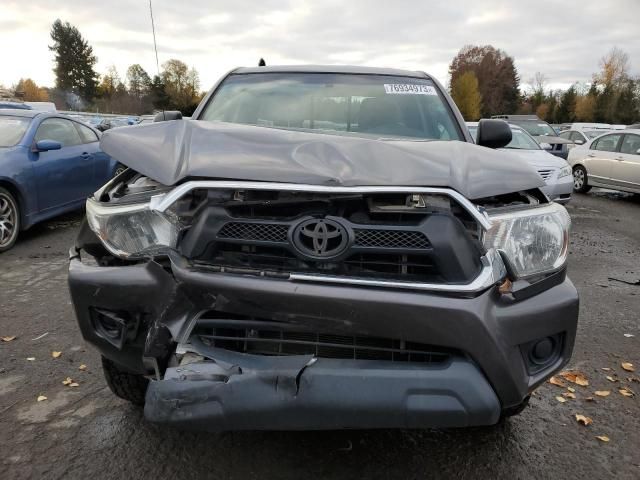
[0,0,638,93]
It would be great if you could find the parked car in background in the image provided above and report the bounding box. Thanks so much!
[69,65,578,432]
[628,123,640,130]
[468,122,573,203]
[559,129,611,149]
[0,109,117,251]
[491,115,572,159]
[24,101,57,112]
[568,129,640,194]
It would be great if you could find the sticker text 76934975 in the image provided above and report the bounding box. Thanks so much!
[383,84,438,95]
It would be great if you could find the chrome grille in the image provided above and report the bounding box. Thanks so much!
[537,169,554,183]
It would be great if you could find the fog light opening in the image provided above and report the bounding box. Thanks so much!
[521,334,563,374]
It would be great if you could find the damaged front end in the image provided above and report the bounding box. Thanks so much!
[69,170,578,431]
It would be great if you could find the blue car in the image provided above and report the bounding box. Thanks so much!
[0,109,117,251]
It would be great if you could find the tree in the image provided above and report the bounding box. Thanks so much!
[450,71,482,120]
[161,59,201,114]
[556,85,578,123]
[15,78,49,102]
[613,79,639,124]
[126,64,151,98]
[150,75,171,110]
[49,19,99,102]
[575,94,596,122]
[449,45,520,117]
[596,47,629,89]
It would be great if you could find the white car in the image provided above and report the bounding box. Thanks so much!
[559,129,611,149]
[467,122,573,204]
[567,129,640,194]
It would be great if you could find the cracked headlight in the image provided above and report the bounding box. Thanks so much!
[483,203,570,279]
[86,196,180,259]
[558,166,572,178]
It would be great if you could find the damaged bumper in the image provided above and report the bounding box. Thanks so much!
[69,248,579,430]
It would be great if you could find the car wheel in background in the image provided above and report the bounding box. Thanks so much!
[0,187,20,252]
[572,165,592,193]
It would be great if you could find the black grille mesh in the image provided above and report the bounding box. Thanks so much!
[354,229,430,249]
[218,222,289,242]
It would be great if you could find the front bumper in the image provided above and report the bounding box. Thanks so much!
[541,175,574,204]
[69,249,579,430]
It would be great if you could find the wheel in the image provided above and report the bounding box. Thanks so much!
[101,356,149,406]
[572,165,592,193]
[0,187,20,253]
[113,164,127,177]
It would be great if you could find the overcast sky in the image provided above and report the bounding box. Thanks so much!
[1,0,638,92]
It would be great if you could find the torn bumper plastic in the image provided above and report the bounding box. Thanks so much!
[144,345,501,431]
[68,247,579,426]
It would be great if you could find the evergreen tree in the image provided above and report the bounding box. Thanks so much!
[556,86,578,123]
[49,19,99,102]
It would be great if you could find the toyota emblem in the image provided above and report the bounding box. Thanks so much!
[292,218,349,259]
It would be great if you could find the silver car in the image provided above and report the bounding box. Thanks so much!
[568,129,640,194]
[467,123,573,204]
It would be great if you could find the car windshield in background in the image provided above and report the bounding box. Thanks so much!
[511,120,557,137]
[585,130,609,139]
[503,129,540,150]
[200,73,463,141]
[0,116,30,147]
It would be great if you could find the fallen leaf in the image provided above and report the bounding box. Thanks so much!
[575,414,593,426]
[1,336,17,342]
[623,333,634,338]
[567,387,576,393]
[555,396,567,403]
[62,377,73,386]
[585,397,595,402]
[595,435,610,442]
[628,377,640,383]
[26,357,36,361]
[621,362,635,372]
[601,367,612,372]
[594,391,611,397]
[563,392,576,399]
[51,351,62,358]
[619,388,635,398]
[606,375,618,382]
[78,364,87,371]
[69,382,80,388]
[560,371,589,386]
[37,395,47,402]
[549,376,566,387]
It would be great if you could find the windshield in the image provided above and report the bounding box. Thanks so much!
[200,73,463,141]
[511,120,557,137]
[0,116,30,147]
[585,130,609,139]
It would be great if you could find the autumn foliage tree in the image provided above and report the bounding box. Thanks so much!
[449,45,520,117]
[15,78,49,101]
[450,71,482,120]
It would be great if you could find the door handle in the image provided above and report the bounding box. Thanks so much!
[81,152,92,159]
[587,153,595,157]
[615,156,624,161]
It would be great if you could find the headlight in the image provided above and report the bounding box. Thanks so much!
[86,196,180,259]
[558,166,572,178]
[483,203,570,278]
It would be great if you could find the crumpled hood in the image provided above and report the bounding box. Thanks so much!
[101,119,544,200]
[499,148,570,169]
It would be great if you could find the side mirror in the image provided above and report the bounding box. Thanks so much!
[476,119,512,149]
[154,111,183,122]
[636,148,640,155]
[33,139,62,152]
[540,142,553,151]
[574,139,585,145]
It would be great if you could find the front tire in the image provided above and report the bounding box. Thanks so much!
[101,356,149,406]
[0,187,20,252]
[573,165,592,193]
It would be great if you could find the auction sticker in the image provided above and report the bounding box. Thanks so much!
[384,84,437,95]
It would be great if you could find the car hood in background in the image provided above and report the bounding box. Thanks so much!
[101,119,544,200]
[499,149,569,168]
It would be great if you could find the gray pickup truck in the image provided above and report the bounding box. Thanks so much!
[69,65,578,431]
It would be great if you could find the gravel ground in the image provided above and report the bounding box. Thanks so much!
[1,190,639,479]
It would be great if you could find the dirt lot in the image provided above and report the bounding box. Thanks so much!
[1,190,639,480]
